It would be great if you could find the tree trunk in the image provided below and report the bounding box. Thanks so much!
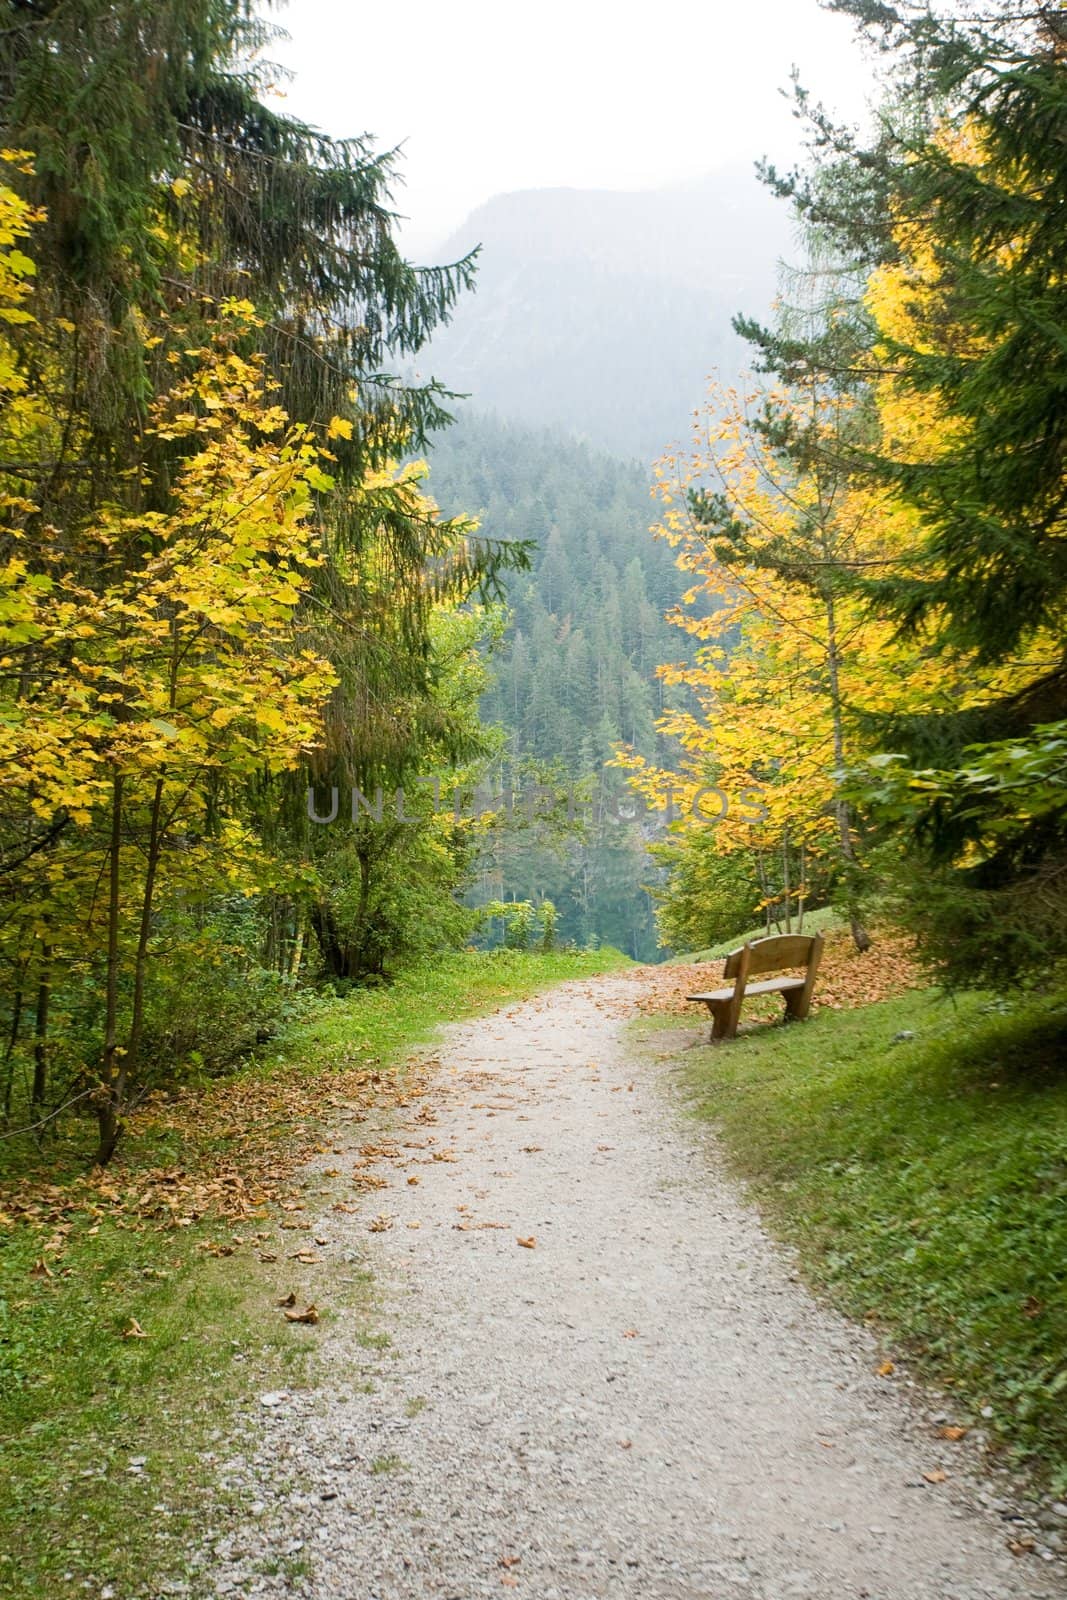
[96,773,125,1166]
[824,589,872,953]
[310,902,349,979]
[797,842,807,933]
[125,778,164,1107]
[781,828,793,934]
[32,949,50,1110]
[2,984,23,1125]
[756,846,773,935]
[289,918,305,982]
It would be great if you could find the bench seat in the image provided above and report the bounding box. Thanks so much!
[688,976,804,1004]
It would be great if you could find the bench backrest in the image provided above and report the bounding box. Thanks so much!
[723,933,819,978]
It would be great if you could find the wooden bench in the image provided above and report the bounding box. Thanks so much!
[688,932,825,1042]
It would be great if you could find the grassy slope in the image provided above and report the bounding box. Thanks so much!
[668,905,842,964]
[0,947,628,1600]
[634,987,1067,1492]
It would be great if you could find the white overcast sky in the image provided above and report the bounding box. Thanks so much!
[269,0,876,255]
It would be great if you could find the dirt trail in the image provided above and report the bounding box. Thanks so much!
[203,974,1065,1599]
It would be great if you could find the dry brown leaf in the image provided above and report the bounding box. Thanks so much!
[276,1291,297,1308]
[368,1214,394,1233]
[938,1425,968,1441]
[407,1176,419,1186]
[516,1236,536,1249]
[877,1360,895,1377]
[122,1318,148,1339]
[30,1258,53,1279]
[283,1303,319,1325]
[352,1173,388,1193]
[922,1468,948,1484]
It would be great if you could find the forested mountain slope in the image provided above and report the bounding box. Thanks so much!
[427,414,692,959]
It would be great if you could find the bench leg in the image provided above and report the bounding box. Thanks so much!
[783,988,806,1022]
[708,999,739,1042]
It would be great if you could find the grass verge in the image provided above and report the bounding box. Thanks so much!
[668,905,842,963]
[0,946,628,1600]
[633,986,1067,1492]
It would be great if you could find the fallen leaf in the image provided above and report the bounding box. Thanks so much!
[407,1176,419,1186]
[922,1468,948,1484]
[619,1438,632,1449]
[276,1291,297,1308]
[499,1556,521,1569]
[369,1214,394,1233]
[30,1258,53,1279]
[122,1318,148,1339]
[1021,1296,1044,1319]
[516,1236,536,1249]
[258,1252,278,1263]
[877,1360,895,1377]
[938,1425,968,1441]
[1008,1537,1035,1557]
[284,1303,319,1325]
[622,1329,638,1339]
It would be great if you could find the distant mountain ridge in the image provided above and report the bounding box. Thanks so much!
[420,169,791,463]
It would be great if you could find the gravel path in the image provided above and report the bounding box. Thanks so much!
[200,974,1066,1599]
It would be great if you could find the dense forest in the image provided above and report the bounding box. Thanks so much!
[0,0,527,1162]
[619,0,1067,980]
[426,414,695,960]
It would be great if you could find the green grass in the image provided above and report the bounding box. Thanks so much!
[668,905,842,963]
[0,946,628,1600]
[634,987,1067,1491]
